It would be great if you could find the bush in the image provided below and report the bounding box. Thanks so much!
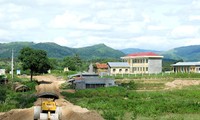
[120,81,137,90]
[0,85,7,101]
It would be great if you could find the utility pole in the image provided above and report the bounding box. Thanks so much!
[11,49,14,80]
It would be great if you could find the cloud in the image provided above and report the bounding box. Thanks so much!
[170,25,199,39]
[189,15,200,21]
[10,18,40,30]
[53,37,69,46]
[0,0,200,51]
[36,0,91,6]
[49,11,83,29]
[0,29,9,37]
[147,25,168,31]
[49,11,111,31]
[184,38,200,46]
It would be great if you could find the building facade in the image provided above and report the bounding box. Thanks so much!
[107,62,130,75]
[171,62,200,73]
[94,63,108,75]
[68,73,115,90]
[121,52,163,74]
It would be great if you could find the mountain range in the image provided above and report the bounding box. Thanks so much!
[0,42,200,61]
[0,42,124,60]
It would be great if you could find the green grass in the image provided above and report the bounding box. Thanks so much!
[107,73,200,80]
[61,85,200,120]
[0,76,37,112]
[51,70,77,80]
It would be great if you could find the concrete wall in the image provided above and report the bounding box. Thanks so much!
[75,82,86,90]
[108,67,130,75]
[148,58,162,74]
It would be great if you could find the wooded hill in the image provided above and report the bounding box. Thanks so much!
[1,42,200,61]
[121,45,200,61]
[0,42,125,60]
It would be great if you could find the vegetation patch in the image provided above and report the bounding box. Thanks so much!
[62,85,200,120]
[0,76,37,112]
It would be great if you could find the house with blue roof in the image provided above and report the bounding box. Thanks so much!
[107,62,130,75]
[171,62,200,73]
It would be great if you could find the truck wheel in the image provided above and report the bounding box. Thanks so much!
[56,107,62,120]
[34,106,41,120]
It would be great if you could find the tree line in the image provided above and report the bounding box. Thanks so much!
[0,47,120,81]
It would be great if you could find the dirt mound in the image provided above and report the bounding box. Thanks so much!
[62,110,104,120]
[165,80,200,89]
[0,75,103,120]
[0,108,33,120]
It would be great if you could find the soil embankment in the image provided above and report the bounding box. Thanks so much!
[165,79,200,89]
[0,75,103,120]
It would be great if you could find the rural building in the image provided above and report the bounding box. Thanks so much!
[93,63,108,75]
[0,69,6,75]
[73,78,115,90]
[68,73,99,79]
[171,62,200,73]
[121,52,163,74]
[107,62,130,75]
[68,73,115,90]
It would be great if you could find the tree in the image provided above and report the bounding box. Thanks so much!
[18,47,51,81]
[62,54,83,71]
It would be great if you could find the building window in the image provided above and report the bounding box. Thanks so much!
[146,59,148,63]
[146,67,148,71]
[86,84,105,88]
[125,69,128,72]
[113,69,116,72]
[119,69,122,72]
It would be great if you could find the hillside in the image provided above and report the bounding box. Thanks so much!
[121,45,200,61]
[121,48,160,54]
[161,45,200,61]
[1,42,200,61]
[76,44,125,59]
[0,42,125,59]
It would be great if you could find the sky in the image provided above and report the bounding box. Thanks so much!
[0,0,200,51]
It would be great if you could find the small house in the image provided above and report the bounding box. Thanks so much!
[107,62,130,75]
[94,63,108,75]
[171,62,200,73]
[68,73,115,90]
[74,77,115,90]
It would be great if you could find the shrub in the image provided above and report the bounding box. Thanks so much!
[0,85,7,101]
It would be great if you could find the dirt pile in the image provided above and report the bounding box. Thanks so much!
[165,79,200,89]
[34,75,103,120]
[0,108,33,120]
[0,75,104,120]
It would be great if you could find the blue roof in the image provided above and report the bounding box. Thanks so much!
[172,62,200,66]
[107,62,129,67]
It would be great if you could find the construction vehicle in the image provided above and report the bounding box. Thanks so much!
[34,92,62,120]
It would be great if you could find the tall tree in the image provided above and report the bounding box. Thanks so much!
[62,54,83,71]
[18,47,51,81]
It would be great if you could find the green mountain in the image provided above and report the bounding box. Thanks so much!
[161,45,200,61]
[0,42,125,59]
[121,45,200,61]
[121,48,161,54]
[1,42,200,61]
[76,44,125,59]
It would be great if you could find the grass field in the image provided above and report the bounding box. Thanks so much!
[61,77,200,120]
[0,76,37,112]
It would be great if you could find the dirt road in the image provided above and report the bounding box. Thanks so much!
[0,75,103,120]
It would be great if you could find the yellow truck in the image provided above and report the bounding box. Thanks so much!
[34,93,62,120]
